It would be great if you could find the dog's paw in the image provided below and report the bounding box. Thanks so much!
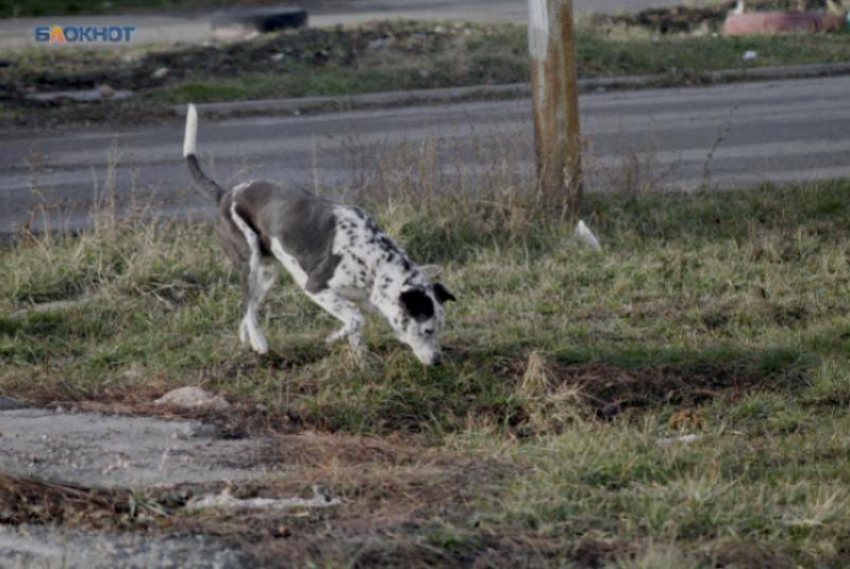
[325,329,346,344]
[251,336,269,355]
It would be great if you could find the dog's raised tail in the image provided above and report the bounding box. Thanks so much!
[183,103,225,204]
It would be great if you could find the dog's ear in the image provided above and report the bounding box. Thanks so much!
[433,283,457,304]
[419,265,444,279]
[400,288,435,321]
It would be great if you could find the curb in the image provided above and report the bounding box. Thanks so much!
[175,61,850,118]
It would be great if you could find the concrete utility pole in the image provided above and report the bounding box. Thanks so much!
[527,0,583,217]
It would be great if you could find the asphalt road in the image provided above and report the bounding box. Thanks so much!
[0,0,698,48]
[2,74,849,237]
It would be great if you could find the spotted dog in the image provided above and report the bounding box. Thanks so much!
[182,104,456,365]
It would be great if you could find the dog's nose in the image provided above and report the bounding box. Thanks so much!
[430,354,443,366]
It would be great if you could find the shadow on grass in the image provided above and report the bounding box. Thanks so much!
[271,343,820,436]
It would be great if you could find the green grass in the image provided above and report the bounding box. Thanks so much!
[4,19,850,127]
[4,174,850,563]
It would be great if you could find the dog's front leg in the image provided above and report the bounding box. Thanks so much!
[308,290,365,361]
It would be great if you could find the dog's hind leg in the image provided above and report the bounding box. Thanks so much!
[231,208,276,355]
[238,262,278,354]
[307,289,365,359]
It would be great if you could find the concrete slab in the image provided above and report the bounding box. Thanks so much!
[0,408,269,488]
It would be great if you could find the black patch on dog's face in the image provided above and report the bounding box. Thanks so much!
[432,283,456,304]
[399,288,435,322]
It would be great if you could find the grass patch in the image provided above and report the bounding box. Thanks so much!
[4,174,850,563]
[2,181,847,432]
[4,17,850,127]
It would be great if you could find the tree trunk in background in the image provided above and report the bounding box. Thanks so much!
[528,0,583,218]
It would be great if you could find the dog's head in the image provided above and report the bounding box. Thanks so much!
[394,274,456,366]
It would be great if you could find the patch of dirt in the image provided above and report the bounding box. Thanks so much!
[0,473,163,527]
[0,409,539,567]
[506,354,811,421]
[699,539,796,568]
[1,21,476,105]
[593,6,730,34]
[572,538,640,568]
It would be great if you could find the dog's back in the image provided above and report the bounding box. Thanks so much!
[221,182,341,292]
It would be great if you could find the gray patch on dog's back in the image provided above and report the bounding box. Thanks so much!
[232,182,340,293]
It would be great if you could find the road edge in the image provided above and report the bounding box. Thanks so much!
[176,61,850,118]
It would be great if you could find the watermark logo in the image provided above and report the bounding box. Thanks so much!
[34,25,136,44]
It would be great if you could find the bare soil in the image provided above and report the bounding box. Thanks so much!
[0,404,534,567]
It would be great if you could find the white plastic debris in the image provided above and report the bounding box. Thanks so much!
[98,84,115,99]
[366,38,392,51]
[154,387,230,411]
[656,434,701,447]
[419,265,444,279]
[186,486,341,513]
[742,50,758,62]
[575,220,602,252]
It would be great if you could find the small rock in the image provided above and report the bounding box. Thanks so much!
[271,53,285,62]
[154,387,230,411]
[171,423,220,440]
[366,38,392,51]
[121,365,143,380]
[120,51,144,64]
[98,84,115,99]
[190,423,221,438]
[657,434,701,447]
[601,402,622,419]
[152,67,170,79]
[434,25,447,34]
[742,50,758,61]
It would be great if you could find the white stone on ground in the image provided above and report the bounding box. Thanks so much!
[154,386,230,410]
